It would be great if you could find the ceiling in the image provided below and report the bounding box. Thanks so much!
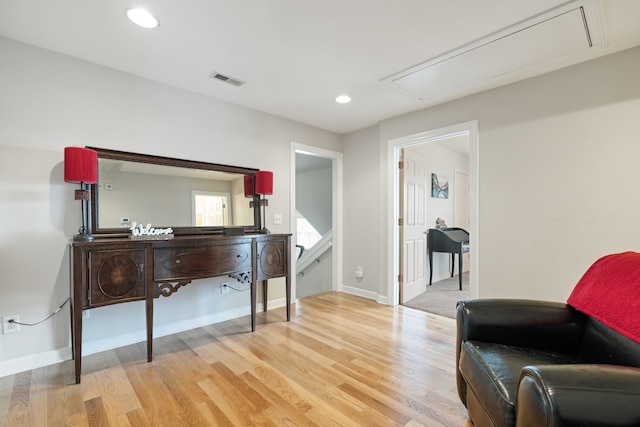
[1,0,639,135]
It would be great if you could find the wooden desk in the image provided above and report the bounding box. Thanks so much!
[70,233,291,384]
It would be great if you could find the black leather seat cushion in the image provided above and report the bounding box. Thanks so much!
[459,340,579,427]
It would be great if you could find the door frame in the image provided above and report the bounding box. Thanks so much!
[291,142,343,300]
[387,121,479,306]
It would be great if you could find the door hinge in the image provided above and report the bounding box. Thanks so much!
[398,218,403,226]
[398,161,404,169]
[398,274,403,283]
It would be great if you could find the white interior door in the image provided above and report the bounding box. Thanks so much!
[403,151,427,302]
[454,168,470,273]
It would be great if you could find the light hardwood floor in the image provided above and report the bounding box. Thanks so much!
[0,292,472,426]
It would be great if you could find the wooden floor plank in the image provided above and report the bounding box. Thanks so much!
[0,292,471,426]
[84,396,112,427]
[5,371,31,427]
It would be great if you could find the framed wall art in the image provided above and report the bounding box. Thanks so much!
[431,173,449,199]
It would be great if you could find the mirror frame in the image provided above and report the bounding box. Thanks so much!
[88,147,261,237]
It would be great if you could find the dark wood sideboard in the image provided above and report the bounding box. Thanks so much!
[70,233,291,384]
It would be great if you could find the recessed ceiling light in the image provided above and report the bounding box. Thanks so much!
[126,8,160,29]
[335,95,351,104]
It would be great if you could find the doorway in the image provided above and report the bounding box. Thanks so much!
[291,143,343,300]
[401,140,471,316]
[388,121,478,307]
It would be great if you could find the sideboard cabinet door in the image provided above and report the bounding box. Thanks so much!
[88,249,146,307]
[257,238,287,280]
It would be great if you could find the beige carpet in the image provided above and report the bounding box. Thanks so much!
[403,272,469,318]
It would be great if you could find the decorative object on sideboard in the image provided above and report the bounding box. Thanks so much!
[255,170,273,234]
[129,222,174,240]
[435,217,447,228]
[64,147,98,241]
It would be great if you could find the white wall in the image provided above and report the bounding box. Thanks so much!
[295,165,332,236]
[0,146,75,371]
[342,45,640,303]
[342,126,381,300]
[0,37,341,375]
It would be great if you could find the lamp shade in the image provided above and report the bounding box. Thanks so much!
[255,171,273,195]
[244,175,254,198]
[64,147,98,184]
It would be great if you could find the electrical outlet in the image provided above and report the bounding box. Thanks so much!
[221,282,230,294]
[3,315,20,334]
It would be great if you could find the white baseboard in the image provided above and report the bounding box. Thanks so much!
[264,297,286,311]
[83,305,253,356]
[341,285,385,303]
[0,295,371,378]
[0,347,72,378]
[376,294,389,305]
[0,304,268,377]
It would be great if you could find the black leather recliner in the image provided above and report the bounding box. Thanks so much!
[456,299,640,427]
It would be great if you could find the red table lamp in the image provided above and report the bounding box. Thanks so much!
[255,171,273,233]
[64,147,98,241]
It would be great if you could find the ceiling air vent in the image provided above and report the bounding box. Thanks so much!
[209,72,245,87]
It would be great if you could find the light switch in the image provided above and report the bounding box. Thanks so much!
[273,214,283,225]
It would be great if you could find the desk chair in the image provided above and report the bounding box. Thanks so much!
[427,227,469,290]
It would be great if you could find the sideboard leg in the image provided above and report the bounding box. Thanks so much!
[146,294,153,362]
[251,279,257,332]
[286,235,291,321]
[262,280,268,312]
[72,300,82,384]
[286,275,291,321]
[71,244,84,384]
[146,246,154,362]
[251,239,258,332]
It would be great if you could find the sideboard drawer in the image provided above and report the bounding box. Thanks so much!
[88,249,146,307]
[154,243,252,281]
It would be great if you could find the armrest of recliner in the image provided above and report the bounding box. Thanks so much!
[455,299,585,406]
[456,299,584,354]
[517,364,640,427]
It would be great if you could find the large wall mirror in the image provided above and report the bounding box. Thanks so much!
[89,147,261,236]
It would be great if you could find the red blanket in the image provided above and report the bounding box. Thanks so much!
[567,251,640,344]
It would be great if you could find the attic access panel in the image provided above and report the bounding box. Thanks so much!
[383,4,600,102]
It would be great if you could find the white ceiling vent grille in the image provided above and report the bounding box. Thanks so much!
[382,1,605,104]
[209,72,245,87]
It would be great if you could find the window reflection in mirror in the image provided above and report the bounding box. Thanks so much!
[192,191,230,226]
[97,158,254,229]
